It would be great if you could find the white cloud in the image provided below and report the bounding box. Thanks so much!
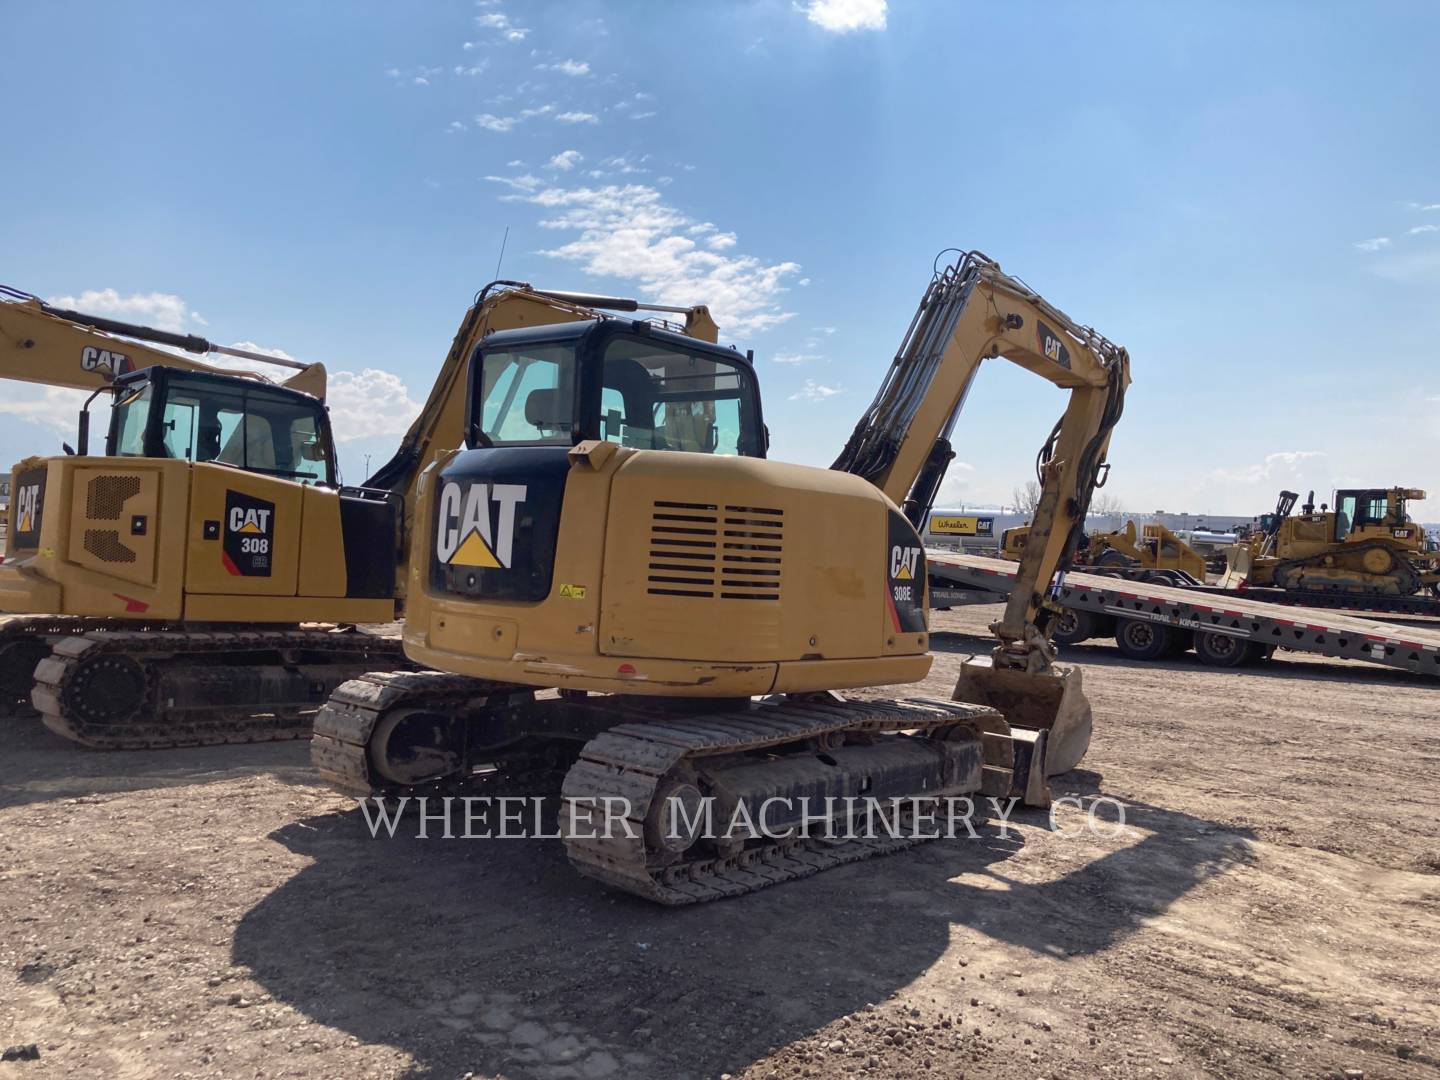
[556,111,599,124]
[493,180,800,335]
[706,231,737,251]
[520,103,556,118]
[789,379,842,401]
[1207,450,1326,487]
[0,386,90,434]
[814,326,837,334]
[485,173,545,192]
[453,63,487,77]
[631,111,657,120]
[547,149,584,171]
[1405,201,1440,211]
[474,113,519,132]
[475,11,530,41]
[506,159,527,167]
[772,353,817,365]
[446,120,467,133]
[1354,237,1391,252]
[1409,224,1440,235]
[326,369,424,441]
[803,0,887,33]
[46,288,200,333]
[538,59,590,76]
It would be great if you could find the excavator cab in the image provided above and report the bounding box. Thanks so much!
[104,367,337,485]
[467,320,765,459]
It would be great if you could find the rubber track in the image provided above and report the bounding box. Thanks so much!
[561,696,1000,905]
[33,628,407,749]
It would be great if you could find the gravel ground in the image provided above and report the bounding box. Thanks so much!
[2,604,1437,1079]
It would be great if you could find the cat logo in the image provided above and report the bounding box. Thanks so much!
[890,545,921,581]
[15,482,41,535]
[1035,319,1071,370]
[435,481,527,570]
[229,507,272,534]
[222,491,276,577]
[80,346,133,376]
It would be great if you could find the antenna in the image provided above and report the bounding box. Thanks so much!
[494,225,510,279]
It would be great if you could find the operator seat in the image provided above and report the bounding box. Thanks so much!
[524,387,571,437]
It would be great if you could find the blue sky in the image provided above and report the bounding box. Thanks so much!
[3,0,1438,517]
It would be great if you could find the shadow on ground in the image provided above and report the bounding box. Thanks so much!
[0,715,315,809]
[235,774,1252,1080]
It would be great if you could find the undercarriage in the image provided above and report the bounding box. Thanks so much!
[1,616,408,748]
[313,673,1048,904]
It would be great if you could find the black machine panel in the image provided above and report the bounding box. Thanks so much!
[9,465,47,551]
[429,447,571,602]
[338,491,399,599]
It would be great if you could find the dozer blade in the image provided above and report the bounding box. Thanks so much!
[1219,544,1253,589]
[953,656,1093,778]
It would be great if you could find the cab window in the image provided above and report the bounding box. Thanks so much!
[476,343,576,445]
[599,338,758,456]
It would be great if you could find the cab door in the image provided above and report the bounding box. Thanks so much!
[184,464,302,596]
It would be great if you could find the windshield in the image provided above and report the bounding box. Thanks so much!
[111,375,334,485]
[475,333,761,456]
[598,338,757,455]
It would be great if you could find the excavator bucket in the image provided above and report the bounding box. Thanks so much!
[1219,543,1253,589]
[953,657,1093,804]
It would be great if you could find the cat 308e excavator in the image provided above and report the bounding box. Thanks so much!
[0,283,717,747]
[313,250,1131,904]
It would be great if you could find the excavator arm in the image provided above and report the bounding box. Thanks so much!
[834,251,1131,668]
[0,286,327,399]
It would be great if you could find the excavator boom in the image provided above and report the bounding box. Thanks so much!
[0,286,327,399]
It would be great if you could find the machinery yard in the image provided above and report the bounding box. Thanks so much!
[5,4,1440,1079]
[3,602,1437,1080]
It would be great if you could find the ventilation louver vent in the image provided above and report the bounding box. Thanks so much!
[84,529,137,564]
[647,501,782,601]
[87,475,141,521]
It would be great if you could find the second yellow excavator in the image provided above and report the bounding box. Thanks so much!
[0,282,719,746]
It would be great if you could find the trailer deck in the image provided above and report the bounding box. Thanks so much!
[927,548,1440,679]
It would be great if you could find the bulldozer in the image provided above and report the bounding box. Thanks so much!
[0,282,718,746]
[313,250,1132,904]
[1222,487,1439,597]
[1002,519,1206,582]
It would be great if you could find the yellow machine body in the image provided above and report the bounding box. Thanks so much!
[1226,487,1438,595]
[2,456,393,624]
[404,442,931,697]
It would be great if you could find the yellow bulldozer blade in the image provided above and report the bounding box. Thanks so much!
[953,656,1093,805]
[1219,543,1253,589]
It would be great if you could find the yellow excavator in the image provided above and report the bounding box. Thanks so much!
[1002,519,1207,582]
[0,282,718,746]
[313,249,1131,904]
[1223,487,1440,597]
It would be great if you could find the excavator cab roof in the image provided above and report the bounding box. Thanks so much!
[105,366,337,485]
[465,318,766,458]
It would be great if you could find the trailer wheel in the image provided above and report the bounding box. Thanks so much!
[1193,630,1255,668]
[1115,618,1176,661]
[1051,608,1097,646]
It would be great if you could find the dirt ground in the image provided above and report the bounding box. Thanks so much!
[2,605,1438,1080]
